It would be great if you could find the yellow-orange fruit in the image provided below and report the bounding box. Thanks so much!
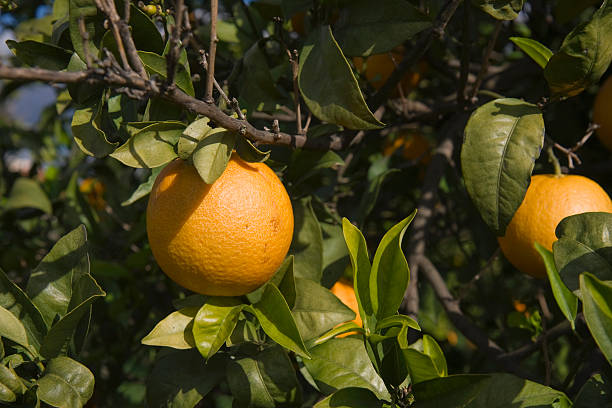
[79,178,106,210]
[330,278,362,337]
[354,52,427,95]
[291,12,305,35]
[498,174,612,278]
[383,131,431,163]
[146,155,294,296]
[593,75,612,151]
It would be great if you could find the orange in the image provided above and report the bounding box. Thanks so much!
[383,131,431,163]
[79,178,106,210]
[146,155,294,296]
[593,75,612,151]
[498,174,612,278]
[330,278,362,336]
[353,51,427,95]
[291,12,305,35]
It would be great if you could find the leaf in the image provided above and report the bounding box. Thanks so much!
[6,40,72,70]
[320,221,350,289]
[356,169,400,227]
[110,122,184,168]
[235,136,270,162]
[66,53,104,106]
[544,1,612,97]
[69,0,104,62]
[39,273,105,359]
[249,284,310,358]
[291,278,355,340]
[286,150,343,186]
[309,322,365,347]
[370,212,415,320]
[399,333,447,384]
[334,0,431,56]
[178,117,214,159]
[298,26,383,130]
[302,337,390,400]
[509,37,553,69]
[126,3,164,54]
[141,307,198,350]
[535,243,578,329]
[71,101,117,158]
[289,197,323,282]
[4,177,52,215]
[0,306,30,350]
[342,218,374,329]
[580,273,612,365]
[0,364,25,398]
[314,387,384,408]
[192,298,243,360]
[555,0,602,24]
[413,373,572,407]
[191,130,237,184]
[121,166,165,206]
[37,356,94,408]
[139,51,195,96]
[574,374,612,408]
[375,315,421,332]
[471,0,524,20]
[247,256,296,307]
[26,225,89,327]
[461,98,544,235]
[553,212,612,292]
[227,346,302,408]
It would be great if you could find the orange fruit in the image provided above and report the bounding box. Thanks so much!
[498,174,612,278]
[290,12,306,35]
[330,278,362,336]
[354,51,427,95]
[513,300,527,313]
[146,155,294,296]
[383,131,431,163]
[593,75,612,151]
[79,178,106,210]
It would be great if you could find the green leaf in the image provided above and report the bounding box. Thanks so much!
[26,225,89,327]
[37,356,94,408]
[192,298,243,360]
[314,387,384,408]
[247,256,296,307]
[139,51,195,96]
[309,322,365,347]
[535,243,578,329]
[292,278,356,340]
[553,212,612,292]
[6,40,72,70]
[334,0,431,56]
[40,273,105,359]
[66,53,104,106]
[580,273,612,365]
[510,37,553,69]
[356,169,400,227]
[227,346,302,408]
[249,284,310,358]
[302,337,390,400]
[141,307,198,349]
[121,166,165,206]
[298,26,383,130]
[4,177,52,215]
[461,98,544,235]
[544,1,612,97]
[0,364,25,399]
[146,350,226,407]
[289,197,323,282]
[69,0,103,62]
[320,221,350,289]
[0,268,47,351]
[375,315,421,332]
[370,212,415,320]
[178,117,214,159]
[235,136,270,162]
[413,373,571,407]
[471,0,524,20]
[342,218,374,329]
[71,100,118,158]
[191,130,237,184]
[555,0,602,24]
[287,150,344,186]
[574,374,612,408]
[0,306,30,350]
[126,3,164,54]
[110,122,184,168]
[400,334,447,384]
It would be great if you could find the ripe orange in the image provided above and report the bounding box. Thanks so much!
[146,155,294,296]
[79,178,106,210]
[498,174,612,278]
[353,51,427,95]
[330,278,362,336]
[291,12,306,35]
[383,131,431,163]
[593,75,612,151]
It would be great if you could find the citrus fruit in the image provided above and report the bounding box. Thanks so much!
[593,75,612,151]
[330,278,362,336]
[79,178,106,210]
[383,131,431,163]
[353,51,427,95]
[146,155,294,296]
[291,12,305,35]
[497,174,612,278]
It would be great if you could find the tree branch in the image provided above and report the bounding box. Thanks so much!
[206,0,219,102]
[468,19,502,102]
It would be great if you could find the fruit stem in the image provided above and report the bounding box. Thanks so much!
[546,145,562,176]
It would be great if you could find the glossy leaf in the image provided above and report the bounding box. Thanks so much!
[471,0,524,20]
[235,136,270,162]
[146,350,226,408]
[544,1,612,97]
[69,0,103,62]
[320,221,350,289]
[574,374,612,408]
[141,307,198,350]
[370,212,415,320]
[238,42,287,112]
[66,53,103,106]
[4,177,52,215]
[178,117,215,159]
[121,166,165,206]
[461,98,544,235]
[37,356,94,408]
[298,26,383,130]
[249,284,310,358]
[71,102,117,158]
[0,364,25,398]
[247,256,296,307]
[553,212,612,292]
[334,0,430,56]
[580,273,612,365]
[227,346,302,407]
[510,37,553,68]
[192,298,243,360]
[139,51,195,96]
[289,197,323,282]
[191,130,237,184]
[0,306,30,350]
[314,387,384,408]
[287,150,343,186]
[126,2,164,54]
[375,315,421,332]
[309,322,365,347]
[6,40,72,70]
[535,243,578,329]
[302,337,390,399]
[110,122,184,168]
[400,334,447,384]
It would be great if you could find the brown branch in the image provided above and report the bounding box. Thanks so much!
[166,0,186,87]
[468,20,502,102]
[551,123,599,168]
[457,2,471,105]
[78,17,93,68]
[206,0,219,102]
[287,49,303,134]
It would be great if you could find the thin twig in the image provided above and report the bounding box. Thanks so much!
[287,49,303,134]
[166,0,185,87]
[78,17,93,68]
[551,124,599,168]
[198,50,246,120]
[468,20,502,101]
[457,2,471,105]
[206,0,219,102]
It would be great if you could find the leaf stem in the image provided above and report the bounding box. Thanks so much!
[546,145,562,176]
[206,0,218,103]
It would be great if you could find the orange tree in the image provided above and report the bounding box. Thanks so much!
[0,0,612,407]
